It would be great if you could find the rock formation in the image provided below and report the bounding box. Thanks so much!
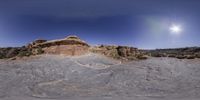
[90,45,146,60]
[1,35,199,60]
[28,35,90,56]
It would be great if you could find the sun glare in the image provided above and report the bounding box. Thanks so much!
[170,24,182,34]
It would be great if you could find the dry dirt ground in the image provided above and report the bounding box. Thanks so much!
[0,53,200,100]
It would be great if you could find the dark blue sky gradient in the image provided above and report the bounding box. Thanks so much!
[0,0,200,49]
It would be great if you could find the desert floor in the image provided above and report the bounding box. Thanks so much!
[0,53,200,100]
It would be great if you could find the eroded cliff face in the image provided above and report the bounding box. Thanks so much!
[28,35,90,56]
[42,45,89,56]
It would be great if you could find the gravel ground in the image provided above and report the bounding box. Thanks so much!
[0,53,200,100]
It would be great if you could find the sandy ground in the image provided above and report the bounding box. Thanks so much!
[0,53,200,100]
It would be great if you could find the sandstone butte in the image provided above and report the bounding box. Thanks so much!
[27,35,90,56]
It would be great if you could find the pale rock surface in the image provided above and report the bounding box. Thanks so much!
[0,53,200,100]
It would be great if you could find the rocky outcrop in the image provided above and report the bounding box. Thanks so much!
[28,35,90,56]
[27,39,47,48]
[90,45,146,61]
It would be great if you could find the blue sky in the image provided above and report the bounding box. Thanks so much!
[0,0,200,49]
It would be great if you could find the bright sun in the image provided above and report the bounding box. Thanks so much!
[170,24,182,34]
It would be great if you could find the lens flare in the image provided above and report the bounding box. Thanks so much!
[170,24,182,34]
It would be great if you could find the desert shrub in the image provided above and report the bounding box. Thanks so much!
[17,50,32,57]
[32,47,44,55]
[108,52,121,59]
[6,48,20,58]
[36,47,44,54]
[0,53,6,59]
[0,48,18,59]
[195,53,200,58]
